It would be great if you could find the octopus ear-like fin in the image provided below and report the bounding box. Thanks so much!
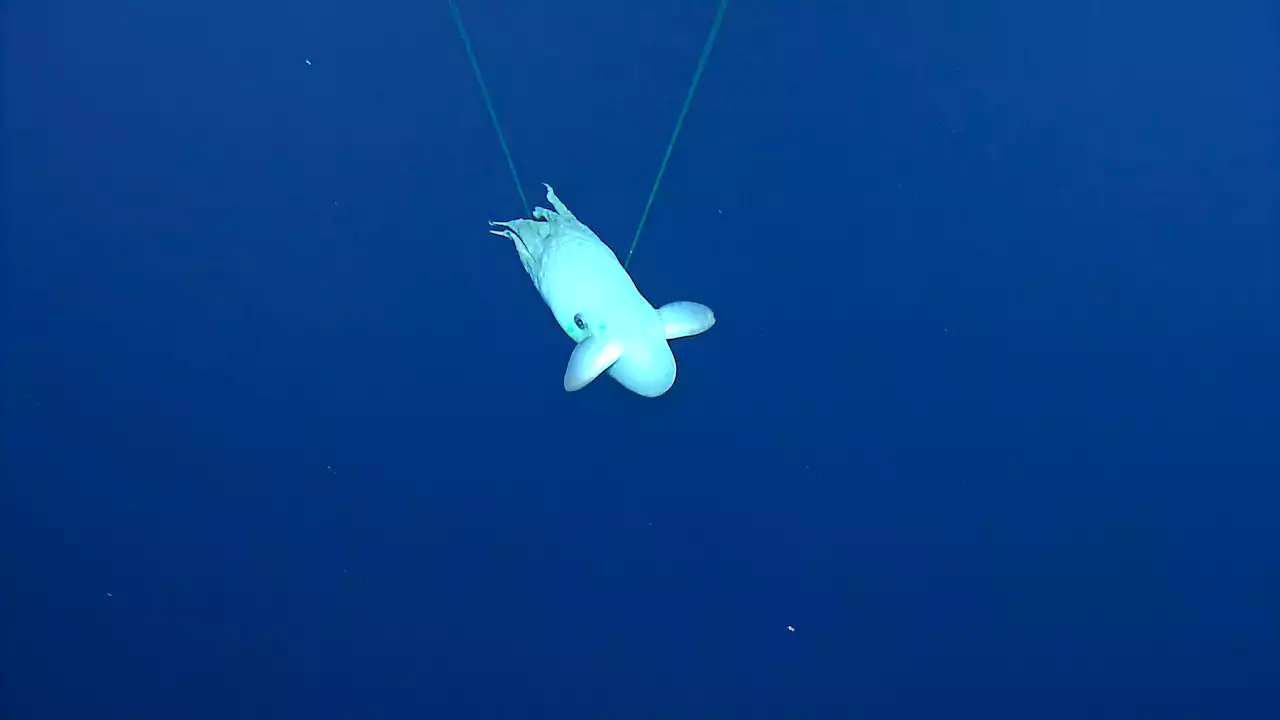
[563,337,623,392]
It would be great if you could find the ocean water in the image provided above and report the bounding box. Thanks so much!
[3,1,1276,717]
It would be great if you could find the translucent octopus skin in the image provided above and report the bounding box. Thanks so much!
[489,184,715,397]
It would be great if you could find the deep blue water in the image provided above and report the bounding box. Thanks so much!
[3,1,1277,717]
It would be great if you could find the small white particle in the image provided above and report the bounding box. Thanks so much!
[786,625,795,632]
[305,59,312,65]
[106,592,113,597]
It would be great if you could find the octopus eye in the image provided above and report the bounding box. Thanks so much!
[573,314,588,331]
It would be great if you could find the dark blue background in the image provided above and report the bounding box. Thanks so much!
[4,1,1277,717]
